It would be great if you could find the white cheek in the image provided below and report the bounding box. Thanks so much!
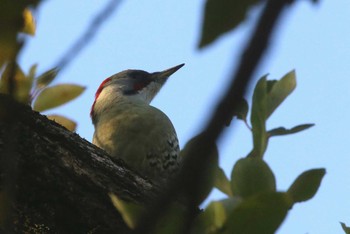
[94,86,122,113]
[138,82,161,103]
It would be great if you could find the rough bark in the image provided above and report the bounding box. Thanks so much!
[0,94,159,233]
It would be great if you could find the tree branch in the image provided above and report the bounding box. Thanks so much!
[54,0,123,72]
[0,94,158,233]
[134,0,297,233]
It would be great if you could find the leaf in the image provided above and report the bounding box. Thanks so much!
[109,194,144,229]
[223,192,293,234]
[180,133,219,205]
[266,70,296,119]
[21,8,36,35]
[226,97,249,126]
[199,0,260,48]
[236,98,249,120]
[0,39,18,66]
[33,84,85,112]
[214,167,233,197]
[28,63,38,81]
[268,124,314,137]
[0,3,27,64]
[191,198,241,234]
[0,62,33,103]
[287,168,325,203]
[47,115,77,131]
[231,158,276,199]
[340,222,350,234]
[250,76,268,158]
[153,203,188,234]
[35,67,59,89]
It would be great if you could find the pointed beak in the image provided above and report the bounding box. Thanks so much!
[152,63,185,84]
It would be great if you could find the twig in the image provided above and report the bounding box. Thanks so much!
[54,0,123,71]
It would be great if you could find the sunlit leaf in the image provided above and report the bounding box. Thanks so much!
[268,124,314,137]
[231,157,276,199]
[35,67,59,89]
[214,167,233,197]
[340,222,350,234]
[109,194,144,229]
[287,168,325,203]
[250,76,268,158]
[0,3,37,64]
[33,84,85,112]
[47,115,77,131]
[223,192,293,234]
[191,198,240,234]
[21,8,36,35]
[199,0,260,48]
[266,70,296,119]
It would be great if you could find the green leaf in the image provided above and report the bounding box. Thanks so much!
[236,98,249,120]
[35,67,59,89]
[28,63,38,81]
[47,114,77,131]
[180,133,219,205]
[227,97,249,126]
[223,192,293,234]
[268,124,314,137]
[153,203,188,234]
[0,62,33,103]
[266,70,296,119]
[109,194,144,229]
[191,198,241,234]
[0,4,29,65]
[199,0,260,48]
[230,158,276,199]
[33,84,85,112]
[287,168,326,203]
[340,222,350,234]
[0,38,18,67]
[250,76,268,158]
[214,167,233,197]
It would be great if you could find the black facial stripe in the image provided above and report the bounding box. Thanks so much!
[123,89,138,95]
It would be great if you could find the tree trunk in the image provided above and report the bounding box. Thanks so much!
[0,94,158,233]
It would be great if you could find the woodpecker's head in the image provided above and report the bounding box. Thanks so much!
[90,63,184,123]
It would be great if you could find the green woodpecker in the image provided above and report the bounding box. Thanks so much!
[91,64,184,183]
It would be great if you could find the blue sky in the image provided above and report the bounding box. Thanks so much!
[20,0,350,233]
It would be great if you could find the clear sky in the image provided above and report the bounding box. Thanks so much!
[20,0,350,233]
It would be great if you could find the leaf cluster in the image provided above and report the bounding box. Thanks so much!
[111,72,325,234]
[0,5,85,131]
[189,72,324,234]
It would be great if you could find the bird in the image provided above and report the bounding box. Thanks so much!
[90,64,184,184]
